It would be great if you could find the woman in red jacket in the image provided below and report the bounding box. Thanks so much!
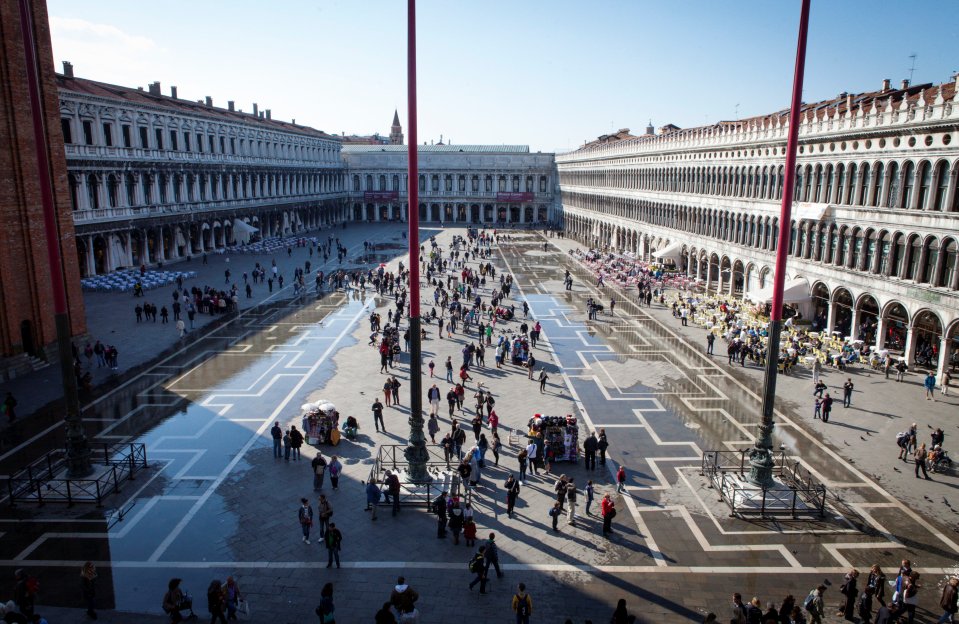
[601,493,616,536]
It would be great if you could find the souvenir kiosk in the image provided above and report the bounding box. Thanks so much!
[301,400,341,446]
[526,414,579,462]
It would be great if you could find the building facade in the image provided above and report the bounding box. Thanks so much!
[0,0,86,373]
[557,78,959,378]
[342,144,558,225]
[57,70,347,276]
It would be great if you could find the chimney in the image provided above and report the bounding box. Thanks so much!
[292,119,295,125]
[901,79,910,90]
[205,96,212,107]
[170,86,178,99]
[846,93,853,111]
[62,61,74,78]
[265,109,271,120]
[228,100,235,111]
[253,103,258,116]
[148,81,161,96]
[881,78,891,92]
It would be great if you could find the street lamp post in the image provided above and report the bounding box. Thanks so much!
[17,0,91,477]
[748,0,811,489]
[403,0,429,482]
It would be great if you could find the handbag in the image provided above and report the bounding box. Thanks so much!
[238,599,250,617]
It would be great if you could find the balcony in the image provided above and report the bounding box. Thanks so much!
[64,144,344,169]
[72,192,347,224]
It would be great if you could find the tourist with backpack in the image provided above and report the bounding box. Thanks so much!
[512,583,533,624]
[468,547,488,594]
[803,584,826,624]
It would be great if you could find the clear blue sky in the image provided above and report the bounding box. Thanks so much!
[47,0,959,152]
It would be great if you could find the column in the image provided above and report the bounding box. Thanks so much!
[936,335,951,381]
[77,173,91,211]
[848,306,860,341]
[825,301,836,336]
[873,315,886,350]
[903,326,915,366]
[86,236,96,276]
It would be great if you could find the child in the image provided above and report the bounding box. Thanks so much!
[428,360,435,377]
[814,396,822,420]
[616,465,627,493]
[463,517,477,547]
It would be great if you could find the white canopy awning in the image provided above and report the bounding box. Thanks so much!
[793,202,828,222]
[746,278,811,304]
[232,219,259,244]
[652,241,684,262]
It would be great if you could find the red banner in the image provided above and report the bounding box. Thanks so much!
[363,191,399,201]
[496,192,534,202]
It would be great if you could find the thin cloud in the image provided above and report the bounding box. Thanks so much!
[50,16,157,52]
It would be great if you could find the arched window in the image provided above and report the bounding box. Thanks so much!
[878,232,891,275]
[419,175,426,192]
[901,161,915,208]
[813,165,823,202]
[921,238,939,284]
[891,233,906,277]
[858,164,872,205]
[917,161,933,209]
[804,165,813,202]
[870,162,883,207]
[379,175,387,191]
[392,175,399,191]
[352,175,360,191]
[906,236,922,280]
[835,164,846,204]
[932,161,949,211]
[837,227,850,266]
[863,230,877,272]
[126,174,137,206]
[366,175,374,190]
[847,163,859,205]
[794,166,804,201]
[886,162,900,208]
[828,225,839,264]
[824,164,834,203]
[852,228,864,269]
[938,239,957,288]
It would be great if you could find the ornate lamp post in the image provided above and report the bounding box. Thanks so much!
[749,0,811,488]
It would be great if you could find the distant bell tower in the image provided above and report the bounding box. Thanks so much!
[390,109,404,145]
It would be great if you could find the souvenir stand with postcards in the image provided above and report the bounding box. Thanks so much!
[301,400,341,446]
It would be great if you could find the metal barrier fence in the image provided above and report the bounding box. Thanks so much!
[701,449,826,518]
[7,443,148,507]
[368,444,469,510]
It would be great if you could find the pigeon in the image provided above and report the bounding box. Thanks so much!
[843,441,851,447]
[860,436,867,441]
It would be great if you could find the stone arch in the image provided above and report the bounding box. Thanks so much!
[880,300,909,351]
[831,286,854,337]
[854,293,880,344]
[911,309,943,368]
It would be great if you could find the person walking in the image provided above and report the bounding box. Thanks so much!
[483,533,503,579]
[804,584,826,624]
[566,478,577,526]
[449,501,464,545]
[283,429,292,461]
[549,501,562,532]
[328,456,342,490]
[315,582,335,623]
[298,497,314,544]
[80,561,98,620]
[271,422,283,459]
[427,384,441,416]
[943,370,953,397]
[468,547,488,594]
[843,378,854,408]
[525,439,539,476]
[385,470,401,516]
[601,493,616,537]
[207,579,227,624]
[616,465,627,493]
[318,494,333,538]
[312,453,328,491]
[583,433,598,471]
[538,369,549,393]
[925,372,937,400]
[821,393,833,423]
[324,524,342,568]
[585,480,595,516]
[223,577,241,621]
[372,399,386,432]
[390,578,419,621]
[938,576,958,624]
[706,332,715,355]
[433,491,448,539]
[290,426,303,460]
[915,443,931,480]
[512,583,533,624]
[365,479,381,521]
[505,475,520,517]
[598,429,609,466]
[517,447,528,484]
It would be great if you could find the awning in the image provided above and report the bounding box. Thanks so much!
[793,202,828,222]
[232,219,259,244]
[652,241,684,262]
[746,278,810,304]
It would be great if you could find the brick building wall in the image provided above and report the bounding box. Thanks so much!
[0,0,86,364]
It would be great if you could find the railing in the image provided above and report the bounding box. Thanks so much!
[72,193,343,223]
[6,443,148,507]
[368,444,469,510]
[701,449,826,518]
